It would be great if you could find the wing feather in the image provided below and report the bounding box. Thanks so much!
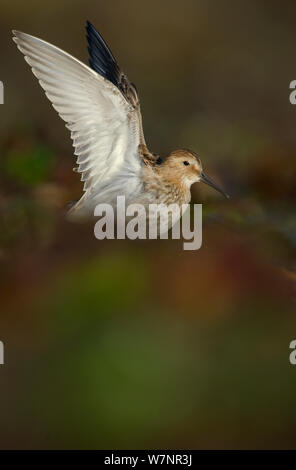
[12,30,143,197]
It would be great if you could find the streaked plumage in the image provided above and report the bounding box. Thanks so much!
[12,22,228,222]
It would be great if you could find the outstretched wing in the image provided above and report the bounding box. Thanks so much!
[12,28,150,198]
[86,21,139,110]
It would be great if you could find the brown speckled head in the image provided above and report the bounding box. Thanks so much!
[163,149,203,184]
[163,148,229,198]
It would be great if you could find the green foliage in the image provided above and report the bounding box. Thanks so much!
[3,145,54,186]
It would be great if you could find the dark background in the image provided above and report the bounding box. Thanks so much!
[0,0,296,449]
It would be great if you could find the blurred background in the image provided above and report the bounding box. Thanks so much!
[0,0,296,449]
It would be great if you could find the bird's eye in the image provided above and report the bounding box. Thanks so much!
[183,161,190,166]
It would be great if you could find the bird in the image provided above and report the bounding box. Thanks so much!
[12,21,228,225]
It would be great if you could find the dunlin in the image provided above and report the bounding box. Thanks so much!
[12,22,228,223]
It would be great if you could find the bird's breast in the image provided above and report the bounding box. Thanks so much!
[140,170,191,206]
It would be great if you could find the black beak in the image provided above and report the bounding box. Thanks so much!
[200,171,229,199]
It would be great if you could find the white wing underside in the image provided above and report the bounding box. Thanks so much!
[13,31,144,218]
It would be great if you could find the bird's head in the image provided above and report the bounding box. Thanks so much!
[164,148,229,198]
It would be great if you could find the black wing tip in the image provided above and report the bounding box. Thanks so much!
[85,20,120,88]
[86,20,93,31]
[85,21,96,44]
[86,20,97,38]
[85,20,114,56]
